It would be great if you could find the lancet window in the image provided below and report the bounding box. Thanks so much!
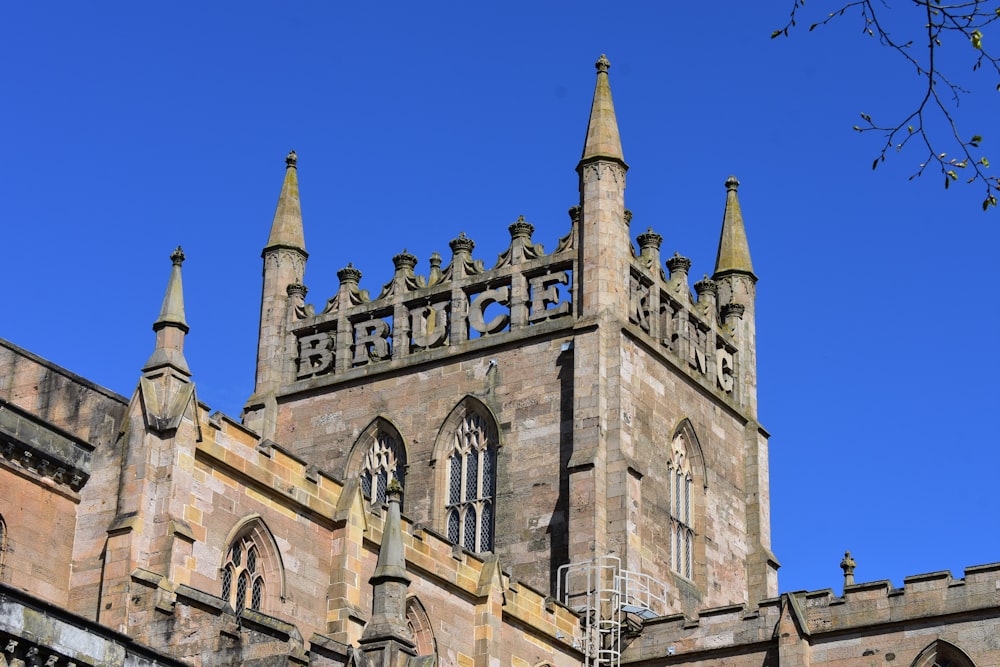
[361,430,405,506]
[221,534,265,613]
[668,433,694,579]
[0,515,6,578]
[445,411,497,553]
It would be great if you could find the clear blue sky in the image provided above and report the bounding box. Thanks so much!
[3,2,999,597]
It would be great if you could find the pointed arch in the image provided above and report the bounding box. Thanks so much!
[220,515,285,614]
[664,418,708,583]
[432,396,501,553]
[910,639,977,667]
[345,416,408,509]
[671,418,708,490]
[405,596,437,657]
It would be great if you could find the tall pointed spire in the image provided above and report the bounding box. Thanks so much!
[713,176,756,279]
[265,150,306,253]
[360,481,415,648]
[143,246,190,375]
[580,54,625,165]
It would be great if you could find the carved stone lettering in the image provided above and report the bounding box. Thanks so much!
[353,318,392,364]
[297,332,335,378]
[528,272,571,322]
[410,302,449,349]
[469,287,510,335]
[688,323,709,374]
[716,349,734,393]
[629,276,650,332]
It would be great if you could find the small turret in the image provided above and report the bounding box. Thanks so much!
[246,151,309,438]
[265,150,306,254]
[577,54,630,318]
[712,176,758,414]
[143,246,190,375]
[358,482,419,665]
[580,54,625,165]
[713,176,755,280]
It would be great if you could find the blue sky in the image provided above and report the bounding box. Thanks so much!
[3,3,999,597]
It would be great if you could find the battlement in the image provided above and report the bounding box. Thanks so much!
[622,564,1000,664]
[792,563,1000,634]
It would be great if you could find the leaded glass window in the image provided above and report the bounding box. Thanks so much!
[668,433,694,579]
[361,432,405,506]
[221,536,265,614]
[445,412,497,553]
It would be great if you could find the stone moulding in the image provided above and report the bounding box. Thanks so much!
[0,400,91,491]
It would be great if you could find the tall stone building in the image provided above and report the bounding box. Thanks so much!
[1,57,998,667]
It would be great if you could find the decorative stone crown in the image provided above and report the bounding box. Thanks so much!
[337,264,362,285]
[666,252,692,273]
[637,227,662,251]
[392,250,417,271]
[508,216,534,239]
[449,232,475,254]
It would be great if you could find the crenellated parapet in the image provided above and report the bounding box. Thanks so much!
[291,217,578,384]
[622,563,1000,666]
[793,563,1000,634]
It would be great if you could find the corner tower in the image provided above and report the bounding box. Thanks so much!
[245,151,308,438]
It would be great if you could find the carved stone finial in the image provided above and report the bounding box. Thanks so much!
[170,246,185,266]
[568,205,581,224]
[286,150,298,168]
[725,174,740,191]
[337,264,362,285]
[666,252,692,274]
[392,249,417,271]
[286,281,308,298]
[637,227,662,251]
[509,216,534,239]
[449,232,475,254]
[596,54,611,73]
[694,275,718,296]
[721,302,745,321]
[840,550,856,587]
[428,252,442,269]
[387,478,403,503]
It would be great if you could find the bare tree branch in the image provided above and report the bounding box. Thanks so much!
[775,0,1000,212]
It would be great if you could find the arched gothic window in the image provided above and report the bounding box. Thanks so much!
[911,640,977,667]
[220,517,284,615]
[221,534,265,613]
[668,432,693,579]
[361,430,405,506]
[445,411,496,553]
[405,596,437,657]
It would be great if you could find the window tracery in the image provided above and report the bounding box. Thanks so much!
[445,411,497,553]
[221,534,265,613]
[220,517,283,615]
[668,432,694,579]
[361,430,405,506]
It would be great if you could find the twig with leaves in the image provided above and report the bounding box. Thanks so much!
[774,0,1000,212]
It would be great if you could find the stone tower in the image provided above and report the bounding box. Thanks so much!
[245,150,308,440]
[246,56,777,618]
